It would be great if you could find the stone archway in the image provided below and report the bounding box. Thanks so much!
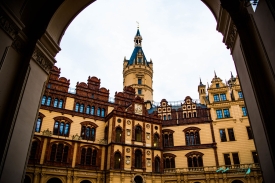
[134,175,143,183]
[80,180,92,183]
[0,1,274,183]
[47,178,63,183]
[24,175,31,183]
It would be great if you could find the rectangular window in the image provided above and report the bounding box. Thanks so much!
[227,128,235,141]
[220,93,227,101]
[246,126,253,139]
[219,129,227,142]
[238,91,243,99]
[214,94,220,102]
[242,107,247,116]
[138,58,142,63]
[138,78,142,85]
[223,154,231,165]
[216,83,220,88]
[232,153,240,164]
[252,151,259,163]
[216,110,223,119]
[138,89,142,95]
[223,109,230,118]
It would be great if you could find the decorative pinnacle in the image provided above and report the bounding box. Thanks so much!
[231,71,234,78]
[214,70,217,78]
[136,21,139,29]
[200,77,202,85]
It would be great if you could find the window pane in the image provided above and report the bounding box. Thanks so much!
[219,129,227,142]
[41,96,46,105]
[80,148,86,165]
[53,122,59,135]
[135,150,142,168]
[195,132,200,144]
[187,157,192,167]
[223,154,231,165]
[169,134,174,146]
[138,79,142,85]
[246,127,254,139]
[86,148,92,165]
[97,108,101,116]
[46,97,51,106]
[50,144,57,161]
[214,94,220,102]
[101,108,105,117]
[56,144,64,162]
[216,110,223,119]
[75,103,79,112]
[163,115,166,120]
[242,107,247,116]
[80,104,84,113]
[86,127,90,139]
[86,106,90,114]
[58,100,63,108]
[223,109,230,118]
[64,124,69,136]
[138,89,142,95]
[238,91,243,99]
[171,158,175,168]
[232,153,240,164]
[62,146,69,163]
[91,128,95,141]
[185,133,190,145]
[190,132,194,145]
[92,150,97,166]
[198,157,203,167]
[114,152,121,169]
[216,83,219,88]
[220,94,227,101]
[59,122,64,135]
[29,141,38,160]
[252,152,259,163]
[91,106,95,115]
[54,99,58,107]
[228,128,235,141]
[35,118,42,132]
[115,128,122,142]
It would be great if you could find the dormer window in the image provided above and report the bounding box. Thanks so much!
[138,58,142,63]
[216,83,220,88]
[138,78,142,85]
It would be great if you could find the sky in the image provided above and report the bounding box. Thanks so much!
[55,0,237,103]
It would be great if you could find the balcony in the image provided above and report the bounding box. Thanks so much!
[164,163,260,174]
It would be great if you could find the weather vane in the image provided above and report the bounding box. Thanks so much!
[136,21,139,29]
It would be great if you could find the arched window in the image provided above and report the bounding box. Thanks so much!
[86,105,91,114]
[35,118,42,132]
[41,95,47,105]
[163,115,166,120]
[135,149,142,169]
[163,130,174,147]
[101,108,105,117]
[46,97,51,106]
[168,115,171,120]
[81,125,96,141]
[97,107,101,116]
[114,152,121,169]
[75,103,80,112]
[54,98,58,107]
[29,141,39,163]
[184,127,201,146]
[58,99,63,108]
[155,157,160,173]
[186,151,204,167]
[164,134,168,147]
[115,127,122,142]
[53,121,70,137]
[47,178,62,183]
[163,154,176,169]
[50,143,69,163]
[91,106,95,115]
[135,126,142,142]
[80,104,84,113]
[154,134,159,147]
[24,175,31,183]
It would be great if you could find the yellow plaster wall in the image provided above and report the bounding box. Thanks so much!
[65,97,74,110]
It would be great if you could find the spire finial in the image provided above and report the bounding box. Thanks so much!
[200,77,202,85]
[136,21,139,29]
[231,71,234,78]
[214,70,217,78]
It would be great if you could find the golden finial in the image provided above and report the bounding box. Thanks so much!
[136,21,139,29]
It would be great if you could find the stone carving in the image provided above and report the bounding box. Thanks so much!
[32,48,53,74]
[42,128,52,136]
[0,14,19,39]
[226,22,238,51]
[98,139,107,144]
[11,36,26,53]
[72,133,82,140]
[126,148,130,153]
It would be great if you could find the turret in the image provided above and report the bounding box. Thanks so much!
[198,78,207,105]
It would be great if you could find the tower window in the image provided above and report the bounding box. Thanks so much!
[138,58,142,63]
[138,78,142,85]
[138,89,142,95]
[246,126,254,139]
[242,107,247,116]
[216,83,220,88]
[238,91,243,99]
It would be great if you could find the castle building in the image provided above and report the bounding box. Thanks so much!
[25,29,262,183]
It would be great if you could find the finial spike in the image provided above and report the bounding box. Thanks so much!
[136,21,139,29]
[231,71,234,78]
[214,70,217,78]
[200,77,202,85]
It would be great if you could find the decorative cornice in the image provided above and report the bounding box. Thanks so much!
[32,48,54,74]
[0,12,20,39]
[225,22,238,52]
[163,143,216,151]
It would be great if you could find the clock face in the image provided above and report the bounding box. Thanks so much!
[135,104,143,115]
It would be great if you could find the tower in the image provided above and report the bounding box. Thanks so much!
[123,28,153,102]
[198,78,207,105]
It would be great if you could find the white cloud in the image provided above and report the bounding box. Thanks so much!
[55,0,236,102]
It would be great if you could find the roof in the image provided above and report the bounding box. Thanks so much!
[127,47,149,66]
[136,29,141,36]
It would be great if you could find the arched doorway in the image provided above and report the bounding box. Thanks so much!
[134,175,143,183]
[0,1,274,183]
[47,178,63,183]
[80,180,91,183]
[232,180,244,183]
[24,175,31,183]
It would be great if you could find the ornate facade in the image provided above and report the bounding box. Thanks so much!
[25,30,262,183]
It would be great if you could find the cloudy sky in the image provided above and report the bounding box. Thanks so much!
[55,0,237,103]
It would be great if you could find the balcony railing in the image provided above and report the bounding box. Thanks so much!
[164,163,260,174]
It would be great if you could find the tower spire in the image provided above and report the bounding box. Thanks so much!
[214,70,217,78]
